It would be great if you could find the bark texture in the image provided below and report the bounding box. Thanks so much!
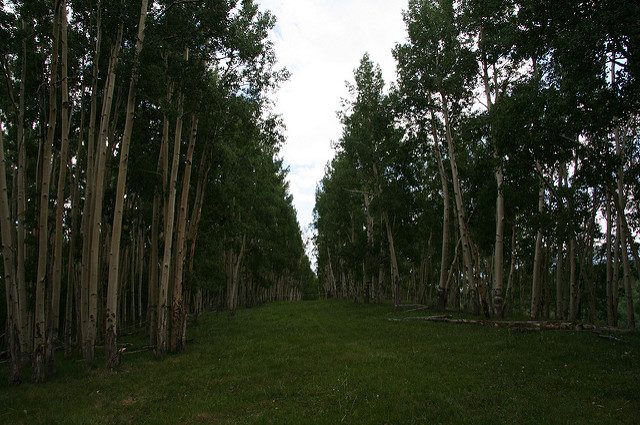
[105,0,149,369]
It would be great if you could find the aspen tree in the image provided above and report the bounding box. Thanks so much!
[171,115,198,352]
[615,130,635,329]
[148,81,173,347]
[33,1,61,382]
[479,56,506,319]
[605,193,615,326]
[65,74,87,356]
[51,1,70,348]
[555,168,566,320]
[105,0,149,369]
[86,23,123,365]
[80,1,102,362]
[157,48,189,356]
[16,18,29,355]
[0,118,22,384]
[530,163,545,319]
[148,174,161,346]
[441,95,487,315]
[430,116,451,311]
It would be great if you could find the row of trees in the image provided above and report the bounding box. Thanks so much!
[315,0,639,327]
[0,0,313,385]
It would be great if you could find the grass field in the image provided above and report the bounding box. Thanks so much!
[1,300,639,424]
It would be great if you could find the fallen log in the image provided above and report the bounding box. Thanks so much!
[404,306,431,314]
[389,316,634,335]
[121,346,155,356]
[597,334,625,342]
[394,304,429,310]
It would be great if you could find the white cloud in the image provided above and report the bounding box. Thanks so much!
[257,0,408,238]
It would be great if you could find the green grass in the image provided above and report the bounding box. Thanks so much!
[1,300,639,424]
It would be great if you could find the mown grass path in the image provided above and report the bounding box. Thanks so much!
[1,301,639,424]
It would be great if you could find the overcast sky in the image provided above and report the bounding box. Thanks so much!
[255,0,408,242]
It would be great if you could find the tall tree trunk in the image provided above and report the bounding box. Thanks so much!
[429,108,450,311]
[493,161,505,318]
[86,25,123,366]
[170,114,198,353]
[363,190,375,304]
[504,225,517,317]
[586,221,596,325]
[605,193,615,326]
[33,2,61,382]
[51,2,70,353]
[137,229,143,324]
[376,244,383,303]
[555,167,565,320]
[441,94,487,316]
[185,151,210,299]
[105,0,149,369]
[80,1,102,363]
[157,56,187,356]
[555,240,564,320]
[530,163,545,320]
[228,235,247,315]
[120,245,129,325]
[16,18,29,356]
[610,189,640,291]
[422,233,433,305]
[327,248,337,298]
[148,81,173,347]
[480,57,505,318]
[64,256,76,357]
[573,198,600,322]
[614,130,635,330]
[382,210,401,306]
[372,163,401,306]
[65,76,87,357]
[130,235,136,323]
[568,235,578,320]
[148,185,160,346]
[0,118,22,384]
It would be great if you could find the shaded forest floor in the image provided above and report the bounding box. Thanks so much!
[1,300,639,424]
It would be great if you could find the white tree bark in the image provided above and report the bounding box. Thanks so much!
[105,0,149,369]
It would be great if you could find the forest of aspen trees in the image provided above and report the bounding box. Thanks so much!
[0,0,314,385]
[314,0,639,327]
[1,0,639,400]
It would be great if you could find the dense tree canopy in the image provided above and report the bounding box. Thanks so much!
[315,0,639,327]
[1,0,639,393]
[0,0,313,384]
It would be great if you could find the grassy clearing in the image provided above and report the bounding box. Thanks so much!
[1,300,639,424]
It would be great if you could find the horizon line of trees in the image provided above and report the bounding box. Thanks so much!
[314,0,639,328]
[0,0,314,386]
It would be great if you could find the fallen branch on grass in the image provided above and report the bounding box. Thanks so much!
[597,334,625,342]
[394,304,429,310]
[121,346,155,356]
[403,306,431,313]
[389,315,633,335]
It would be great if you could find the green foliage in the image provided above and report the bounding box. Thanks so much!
[316,0,640,322]
[0,0,313,371]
